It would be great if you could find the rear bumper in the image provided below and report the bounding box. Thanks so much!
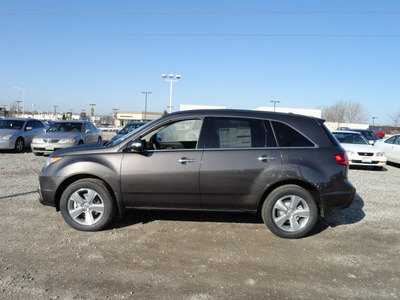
[321,179,356,214]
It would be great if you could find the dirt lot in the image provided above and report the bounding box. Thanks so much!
[0,143,399,299]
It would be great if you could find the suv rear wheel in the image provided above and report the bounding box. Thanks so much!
[60,179,114,231]
[262,185,318,239]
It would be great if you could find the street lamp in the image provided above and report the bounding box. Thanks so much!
[13,86,25,116]
[142,91,152,121]
[270,100,281,112]
[162,74,181,113]
[372,116,377,126]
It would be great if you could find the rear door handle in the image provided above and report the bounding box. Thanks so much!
[177,158,196,164]
[257,155,278,162]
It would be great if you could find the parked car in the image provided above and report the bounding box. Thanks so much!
[349,129,380,145]
[369,127,385,139]
[375,134,400,164]
[31,120,102,156]
[332,131,386,170]
[109,121,147,142]
[0,118,47,152]
[38,109,355,239]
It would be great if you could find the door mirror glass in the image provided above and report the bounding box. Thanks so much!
[127,139,144,153]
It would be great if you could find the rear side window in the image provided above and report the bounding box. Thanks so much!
[207,117,276,148]
[271,121,314,147]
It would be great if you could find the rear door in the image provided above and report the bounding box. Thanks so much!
[199,117,282,210]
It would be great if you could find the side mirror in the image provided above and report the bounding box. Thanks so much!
[85,129,91,133]
[369,140,375,145]
[127,139,144,153]
[25,126,33,131]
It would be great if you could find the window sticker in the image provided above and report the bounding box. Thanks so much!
[219,127,252,148]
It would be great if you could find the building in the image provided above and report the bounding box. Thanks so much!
[114,111,163,127]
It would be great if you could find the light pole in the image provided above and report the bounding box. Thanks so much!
[270,100,281,112]
[142,91,152,121]
[53,105,58,118]
[13,86,25,116]
[372,116,377,126]
[162,74,181,113]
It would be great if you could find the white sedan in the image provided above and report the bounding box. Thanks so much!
[332,131,387,170]
[375,134,400,164]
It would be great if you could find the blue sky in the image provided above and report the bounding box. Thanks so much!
[1,0,399,125]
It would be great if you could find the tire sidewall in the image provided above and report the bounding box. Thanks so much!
[60,179,114,231]
[15,138,24,152]
[262,185,318,239]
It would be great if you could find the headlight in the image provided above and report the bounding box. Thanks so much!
[346,150,355,156]
[43,157,62,169]
[376,152,386,156]
[2,135,12,140]
[32,138,44,143]
[59,138,76,143]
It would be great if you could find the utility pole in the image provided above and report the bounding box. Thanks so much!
[141,91,152,121]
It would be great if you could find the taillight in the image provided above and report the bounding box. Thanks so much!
[334,153,349,166]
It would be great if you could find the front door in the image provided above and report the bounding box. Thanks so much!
[120,118,204,208]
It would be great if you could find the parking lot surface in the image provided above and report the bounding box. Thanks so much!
[0,150,399,299]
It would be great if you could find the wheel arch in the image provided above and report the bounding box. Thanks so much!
[257,179,322,216]
[54,174,124,216]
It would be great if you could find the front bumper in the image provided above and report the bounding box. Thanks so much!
[31,142,76,154]
[0,138,15,150]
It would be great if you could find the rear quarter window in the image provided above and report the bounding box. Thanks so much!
[271,121,314,147]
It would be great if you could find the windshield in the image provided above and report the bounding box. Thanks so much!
[107,119,158,147]
[360,131,379,140]
[120,122,146,134]
[47,122,83,133]
[333,132,368,145]
[0,120,24,130]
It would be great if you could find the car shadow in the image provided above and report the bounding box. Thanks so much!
[109,193,365,236]
[0,190,37,200]
[387,161,400,168]
[109,209,264,230]
[309,193,365,236]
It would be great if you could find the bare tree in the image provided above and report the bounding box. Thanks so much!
[388,110,400,127]
[322,101,368,123]
[8,102,17,117]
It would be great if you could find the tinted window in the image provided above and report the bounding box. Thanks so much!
[207,117,273,148]
[271,121,314,147]
[35,121,44,128]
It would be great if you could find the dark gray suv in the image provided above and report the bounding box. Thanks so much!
[38,109,355,238]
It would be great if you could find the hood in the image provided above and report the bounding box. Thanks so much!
[341,143,379,152]
[0,129,20,137]
[52,141,111,156]
[110,133,124,142]
[36,132,81,139]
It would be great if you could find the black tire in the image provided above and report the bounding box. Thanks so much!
[14,138,24,153]
[98,136,102,142]
[373,166,383,171]
[261,185,318,239]
[78,140,84,145]
[60,179,114,231]
[33,152,43,156]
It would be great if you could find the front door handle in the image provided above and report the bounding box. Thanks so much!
[177,158,196,164]
[257,155,278,162]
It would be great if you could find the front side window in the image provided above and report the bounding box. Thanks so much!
[207,117,274,148]
[141,119,203,150]
[271,121,314,147]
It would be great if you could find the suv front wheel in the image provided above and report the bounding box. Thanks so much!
[60,179,114,231]
[262,185,318,239]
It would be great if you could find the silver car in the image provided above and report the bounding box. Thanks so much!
[0,118,47,152]
[31,120,102,156]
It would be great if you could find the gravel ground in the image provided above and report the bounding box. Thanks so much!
[0,143,399,299]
